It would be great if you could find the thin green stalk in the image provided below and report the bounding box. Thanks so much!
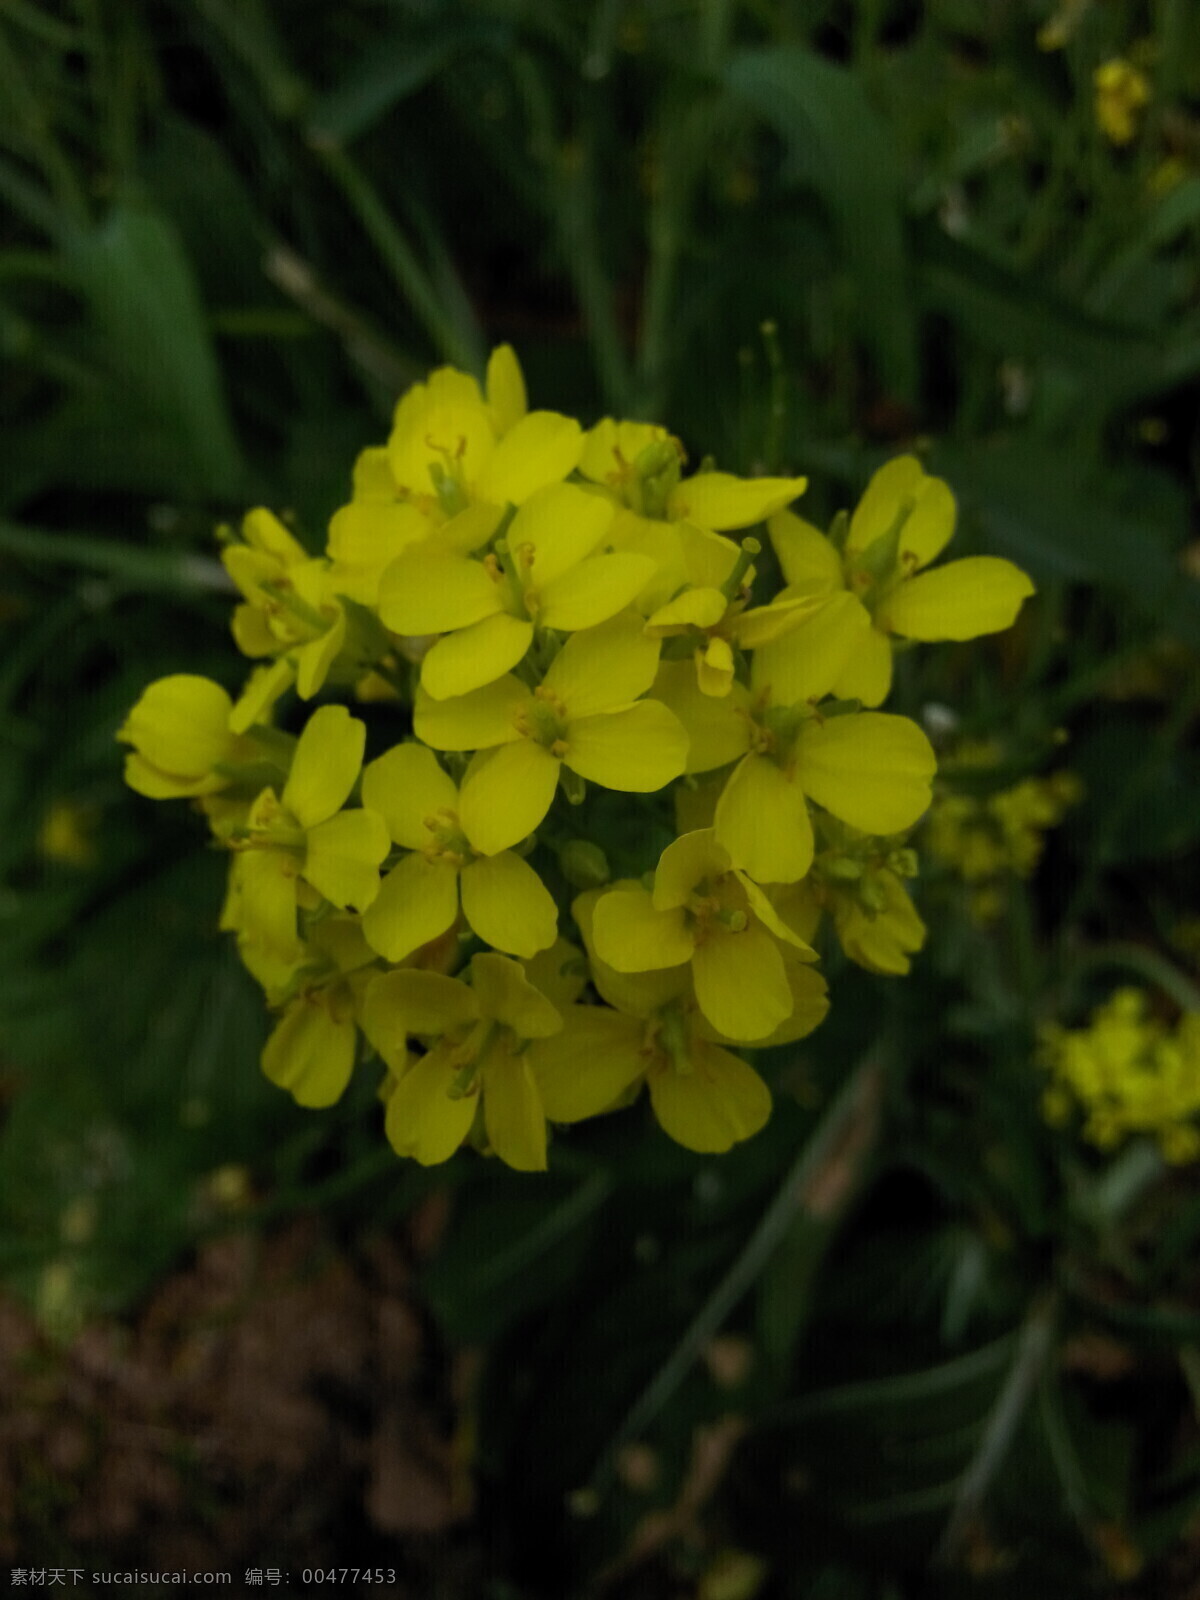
[313,141,483,374]
[932,1288,1060,1567]
[584,1038,889,1497]
[1064,942,1200,1016]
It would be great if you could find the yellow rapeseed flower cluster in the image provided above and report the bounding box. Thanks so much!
[118,348,1033,1171]
[925,741,1080,922]
[1040,990,1200,1164]
[1094,59,1151,147]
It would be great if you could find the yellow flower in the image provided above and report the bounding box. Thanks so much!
[385,346,582,518]
[364,952,563,1170]
[359,741,557,962]
[260,919,379,1108]
[413,611,689,854]
[378,484,655,699]
[119,674,244,798]
[767,457,1034,706]
[225,705,389,956]
[530,889,827,1152]
[37,800,97,867]
[653,609,937,884]
[1040,991,1200,1163]
[1094,59,1150,146]
[579,418,806,612]
[325,497,433,607]
[590,830,818,1041]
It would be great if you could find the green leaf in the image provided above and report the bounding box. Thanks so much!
[308,21,510,146]
[60,200,246,499]
[724,46,917,401]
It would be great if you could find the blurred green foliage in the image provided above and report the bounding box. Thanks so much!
[3,0,1200,1592]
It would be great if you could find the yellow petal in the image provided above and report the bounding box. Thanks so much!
[384,1045,477,1164]
[692,923,792,1040]
[848,456,956,568]
[833,869,926,975]
[798,711,936,833]
[737,873,817,956]
[649,1043,771,1152]
[754,962,830,1046]
[242,507,308,566]
[750,590,872,707]
[668,472,806,530]
[565,701,689,791]
[262,998,356,1108]
[579,418,669,484]
[366,968,479,1037]
[282,704,366,827]
[387,365,492,496]
[474,411,583,505]
[530,1007,647,1121]
[539,553,657,631]
[295,607,346,700]
[458,740,560,853]
[607,510,687,610]
[361,852,460,961]
[543,609,661,717]
[696,635,735,697]
[486,343,527,435]
[876,557,1035,641]
[768,508,844,592]
[229,659,295,735]
[714,754,813,883]
[733,589,829,650]
[326,500,431,602]
[352,445,395,502]
[438,500,507,553]
[362,742,458,848]
[505,481,612,587]
[592,885,694,971]
[524,936,588,1012]
[645,586,728,633]
[677,525,745,589]
[481,1047,547,1171]
[830,626,893,707]
[470,951,562,1037]
[235,848,300,956]
[653,661,750,774]
[460,852,558,958]
[420,612,534,699]
[304,809,389,910]
[377,548,502,635]
[123,751,221,801]
[414,674,527,751]
[117,675,234,780]
[574,888,691,1015]
[231,603,277,658]
[652,829,731,910]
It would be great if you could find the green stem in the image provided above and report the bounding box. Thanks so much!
[932,1287,1060,1568]
[1063,942,1200,1016]
[584,1036,889,1497]
[312,142,483,373]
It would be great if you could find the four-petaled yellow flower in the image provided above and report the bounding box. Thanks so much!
[767,456,1034,707]
[360,741,557,962]
[365,953,563,1170]
[590,830,817,1041]
[225,705,389,957]
[414,611,689,854]
[378,484,655,699]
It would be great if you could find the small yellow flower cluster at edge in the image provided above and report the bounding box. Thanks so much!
[117,348,1034,1172]
[925,740,1081,924]
[1041,990,1200,1164]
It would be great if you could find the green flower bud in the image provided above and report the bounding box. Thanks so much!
[559,838,610,889]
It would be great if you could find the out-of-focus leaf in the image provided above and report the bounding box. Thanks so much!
[932,439,1200,643]
[59,201,246,499]
[308,21,511,146]
[422,1167,611,1343]
[724,47,917,401]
